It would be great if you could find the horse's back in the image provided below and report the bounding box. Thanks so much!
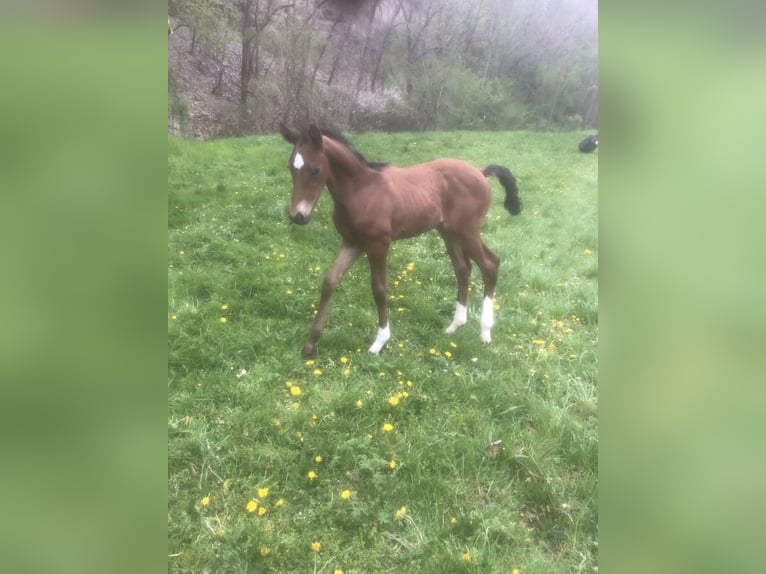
[382,158,491,237]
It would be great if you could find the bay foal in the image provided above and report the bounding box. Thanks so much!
[280,124,521,356]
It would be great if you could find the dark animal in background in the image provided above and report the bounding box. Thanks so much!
[579,135,598,153]
[279,124,522,357]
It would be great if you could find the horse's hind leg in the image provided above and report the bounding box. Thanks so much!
[463,237,500,343]
[439,228,472,334]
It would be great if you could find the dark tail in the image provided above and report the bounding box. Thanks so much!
[483,164,522,215]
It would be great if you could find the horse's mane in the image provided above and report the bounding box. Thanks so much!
[320,128,388,171]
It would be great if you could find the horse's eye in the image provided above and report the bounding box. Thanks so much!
[310,167,320,177]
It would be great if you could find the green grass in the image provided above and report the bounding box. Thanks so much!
[168,130,598,573]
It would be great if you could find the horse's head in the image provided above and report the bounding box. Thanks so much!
[279,123,328,225]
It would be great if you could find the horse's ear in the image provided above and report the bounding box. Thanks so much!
[279,123,299,144]
[308,124,323,150]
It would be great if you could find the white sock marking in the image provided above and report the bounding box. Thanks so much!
[445,302,467,334]
[368,323,391,354]
[480,296,494,343]
[293,152,304,170]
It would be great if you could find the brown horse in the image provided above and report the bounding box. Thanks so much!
[279,124,522,356]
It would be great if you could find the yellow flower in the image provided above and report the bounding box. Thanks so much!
[258,487,269,498]
[389,460,396,469]
[311,541,321,553]
[584,248,592,255]
[308,470,317,481]
[356,399,363,407]
[171,315,177,320]
[290,386,301,396]
[343,368,351,376]
[340,356,348,364]
[450,342,457,348]
[532,339,545,345]
[313,369,322,376]
[285,380,293,387]
[259,547,270,557]
[512,570,520,574]
[382,423,394,433]
[334,570,344,574]
[200,496,210,507]
[388,396,400,406]
[461,552,471,562]
[395,506,407,518]
[450,516,457,525]
[340,489,351,500]
[219,317,227,323]
[276,498,284,507]
[315,455,322,463]
[429,348,437,355]
[246,500,257,513]
[221,304,228,310]
[305,360,315,366]
[258,506,267,516]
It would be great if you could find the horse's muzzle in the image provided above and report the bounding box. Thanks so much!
[290,212,310,225]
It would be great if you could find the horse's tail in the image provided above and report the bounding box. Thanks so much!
[482,164,522,215]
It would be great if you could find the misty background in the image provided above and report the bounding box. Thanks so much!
[168,0,598,138]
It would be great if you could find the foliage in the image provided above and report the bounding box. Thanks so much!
[168,129,598,572]
[167,0,598,136]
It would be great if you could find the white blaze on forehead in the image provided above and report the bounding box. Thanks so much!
[293,152,305,170]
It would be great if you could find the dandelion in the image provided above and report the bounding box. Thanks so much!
[305,360,315,366]
[315,455,322,463]
[259,547,270,557]
[512,569,520,574]
[311,541,321,553]
[219,317,228,324]
[382,423,394,433]
[584,248,592,255]
[356,399,363,407]
[276,498,284,507]
[406,262,414,270]
[285,380,293,388]
[258,487,269,498]
[221,304,228,310]
[308,470,317,481]
[343,369,351,376]
[200,496,210,507]
[313,369,322,376]
[389,460,396,469]
[334,570,344,574]
[450,341,457,348]
[388,396,400,406]
[340,356,348,364]
[246,500,257,513]
[461,552,471,562]
[444,351,452,358]
[396,506,407,518]
[340,489,351,500]
[171,315,177,320]
[429,348,438,355]
[450,516,457,525]
[290,386,302,396]
[532,339,545,345]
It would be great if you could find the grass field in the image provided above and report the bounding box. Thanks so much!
[168,130,598,573]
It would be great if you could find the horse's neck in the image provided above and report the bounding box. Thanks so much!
[324,140,368,201]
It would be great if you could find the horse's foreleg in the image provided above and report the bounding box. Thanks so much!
[366,243,390,354]
[302,242,362,357]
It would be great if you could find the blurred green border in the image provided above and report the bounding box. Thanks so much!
[0,11,167,574]
[601,4,766,573]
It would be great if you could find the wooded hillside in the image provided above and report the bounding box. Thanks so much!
[168,0,597,138]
